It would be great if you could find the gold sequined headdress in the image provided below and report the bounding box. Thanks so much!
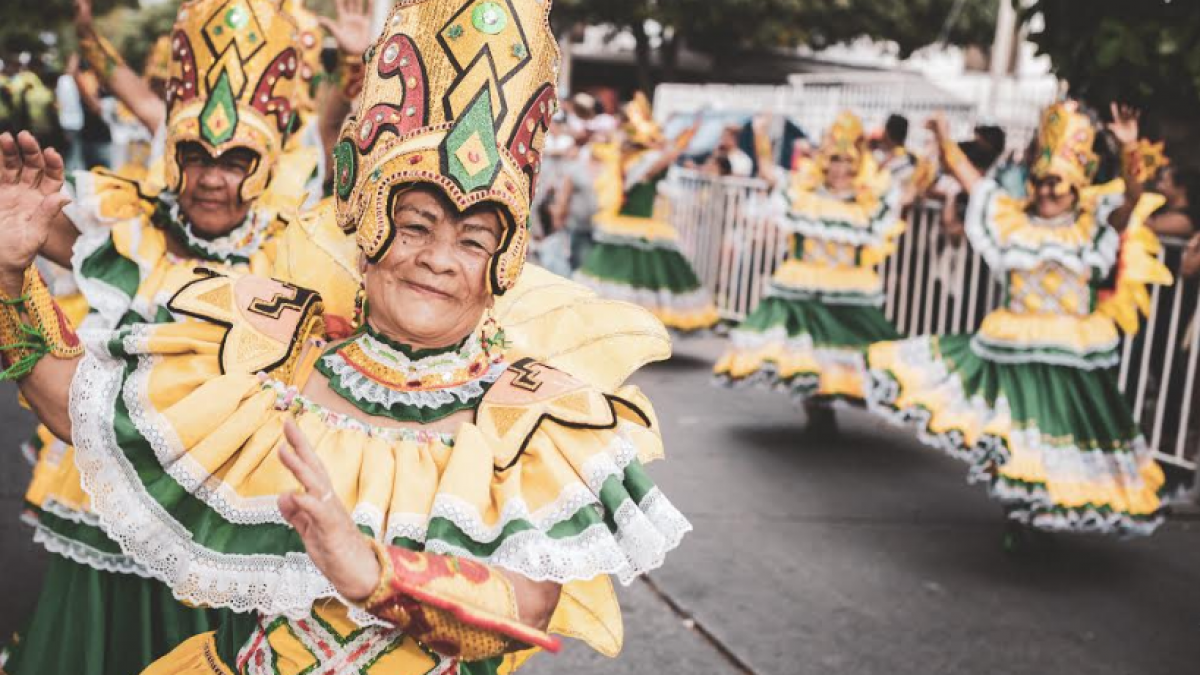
[163,0,302,201]
[818,110,865,170]
[622,92,663,148]
[1031,101,1098,191]
[282,0,324,114]
[333,0,560,295]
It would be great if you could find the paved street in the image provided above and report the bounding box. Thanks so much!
[2,338,1199,674]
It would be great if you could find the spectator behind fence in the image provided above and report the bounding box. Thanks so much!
[56,56,86,171]
[705,124,754,178]
[1145,166,1199,238]
[1184,233,1200,278]
[876,114,918,199]
[73,62,113,169]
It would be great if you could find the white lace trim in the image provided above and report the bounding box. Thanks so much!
[727,326,869,366]
[969,334,1120,370]
[864,339,1000,466]
[591,229,682,251]
[427,481,692,587]
[864,335,1165,535]
[572,273,715,314]
[70,224,141,331]
[322,341,505,411]
[965,179,1120,274]
[39,497,101,526]
[774,185,903,248]
[159,193,274,262]
[33,524,152,577]
[765,282,884,307]
[70,340,691,615]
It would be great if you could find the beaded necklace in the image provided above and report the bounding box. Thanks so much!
[316,324,506,423]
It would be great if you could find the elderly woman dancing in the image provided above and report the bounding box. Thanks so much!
[0,1,689,673]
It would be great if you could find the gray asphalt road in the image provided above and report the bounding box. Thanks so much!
[2,339,1198,675]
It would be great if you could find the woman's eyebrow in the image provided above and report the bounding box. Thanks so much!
[394,205,439,222]
[461,221,501,237]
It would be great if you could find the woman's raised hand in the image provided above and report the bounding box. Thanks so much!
[0,132,71,294]
[277,418,382,603]
[1108,102,1141,147]
[319,0,375,57]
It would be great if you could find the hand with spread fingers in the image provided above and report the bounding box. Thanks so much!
[277,418,381,602]
[319,0,375,58]
[0,132,71,295]
[1107,102,1142,147]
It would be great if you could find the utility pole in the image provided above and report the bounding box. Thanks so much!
[987,0,1018,112]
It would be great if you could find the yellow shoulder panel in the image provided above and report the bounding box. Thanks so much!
[477,358,653,471]
[168,269,325,379]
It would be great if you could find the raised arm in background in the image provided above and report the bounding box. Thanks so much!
[74,0,166,134]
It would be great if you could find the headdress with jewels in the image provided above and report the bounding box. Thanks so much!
[333,0,560,296]
[818,110,865,170]
[163,0,302,201]
[282,0,324,114]
[1030,101,1098,191]
[622,92,663,148]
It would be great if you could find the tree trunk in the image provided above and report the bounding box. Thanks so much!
[661,30,681,83]
[631,21,654,95]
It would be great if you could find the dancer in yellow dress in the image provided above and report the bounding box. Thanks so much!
[574,94,719,334]
[0,1,690,673]
[866,103,1171,539]
[714,111,905,432]
[0,1,368,672]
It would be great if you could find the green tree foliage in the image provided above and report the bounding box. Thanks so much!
[1024,0,1200,114]
[554,0,998,88]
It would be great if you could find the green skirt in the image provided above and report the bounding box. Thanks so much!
[714,295,900,403]
[574,240,718,333]
[5,555,223,675]
[867,334,1166,535]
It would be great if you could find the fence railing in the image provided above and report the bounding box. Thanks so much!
[665,169,1199,472]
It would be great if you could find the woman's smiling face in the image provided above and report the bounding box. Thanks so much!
[363,185,503,349]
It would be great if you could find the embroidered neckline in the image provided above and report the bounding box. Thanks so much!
[153,193,277,264]
[260,374,457,445]
[316,325,506,423]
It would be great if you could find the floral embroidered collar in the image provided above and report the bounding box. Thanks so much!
[316,324,507,424]
[153,193,277,265]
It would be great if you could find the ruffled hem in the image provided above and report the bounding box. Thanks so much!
[70,322,691,619]
[715,329,870,403]
[866,335,1166,535]
[865,347,1000,467]
[573,273,718,331]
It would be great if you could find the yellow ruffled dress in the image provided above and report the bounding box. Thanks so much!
[714,155,905,403]
[574,143,719,333]
[866,179,1171,535]
[7,154,355,675]
[65,261,688,674]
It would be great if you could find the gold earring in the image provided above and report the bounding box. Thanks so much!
[480,307,507,361]
[353,280,368,331]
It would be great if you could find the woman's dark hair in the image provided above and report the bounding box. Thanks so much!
[1169,166,1200,225]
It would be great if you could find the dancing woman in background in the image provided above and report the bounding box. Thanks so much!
[574,93,720,334]
[714,111,905,434]
[0,1,690,673]
[0,1,370,672]
[866,103,1172,541]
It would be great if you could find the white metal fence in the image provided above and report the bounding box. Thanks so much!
[666,170,1199,472]
[654,75,1059,159]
